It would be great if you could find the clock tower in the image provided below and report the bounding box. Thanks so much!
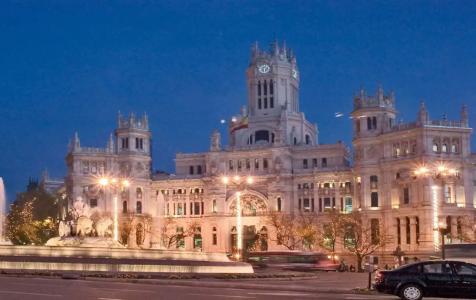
[228,41,318,147]
[247,41,300,118]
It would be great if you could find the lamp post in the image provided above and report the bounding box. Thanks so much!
[413,163,459,255]
[99,176,130,242]
[222,175,254,260]
[438,221,449,260]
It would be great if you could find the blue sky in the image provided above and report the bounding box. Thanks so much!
[1,1,475,200]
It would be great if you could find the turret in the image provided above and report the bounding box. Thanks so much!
[417,101,429,125]
[461,104,469,127]
[115,112,151,155]
[210,130,221,152]
[351,86,397,138]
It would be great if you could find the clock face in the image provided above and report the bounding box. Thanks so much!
[258,64,270,74]
[292,69,298,79]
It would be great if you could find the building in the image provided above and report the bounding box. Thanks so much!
[64,41,476,263]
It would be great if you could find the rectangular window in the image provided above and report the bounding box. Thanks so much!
[277,197,282,212]
[258,98,262,109]
[197,165,202,174]
[371,192,379,207]
[403,187,410,204]
[370,175,378,189]
[254,158,259,169]
[311,198,315,212]
[229,160,234,171]
[89,199,97,208]
[177,203,183,215]
[324,198,331,209]
[237,160,242,171]
[194,202,201,215]
[269,80,273,95]
[212,233,217,245]
[245,159,250,170]
[312,158,318,168]
[303,198,310,211]
[270,97,274,108]
[319,198,322,212]
[264,98,268,109]
[263,158,268,169]
[298,198,302,210]
[321,158,327,168]
[345,197,352,213]
[371,219,380,245]
[189,166,194,175]
[303,159,308,169]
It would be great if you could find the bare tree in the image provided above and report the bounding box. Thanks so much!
[342,211,390,272]
[159,217,200,249]
[319,208,346,262]
[266,212,320,251]
[119,213,152,247]
[454,215,476,243]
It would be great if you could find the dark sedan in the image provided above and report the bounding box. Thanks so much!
[374,260,476,300]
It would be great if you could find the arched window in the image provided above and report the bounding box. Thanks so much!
[136,201,142,214]
[257,81,261,96]
[305,134,311,145]
[212,227,217,245]
[255,130,270,143]
[442,144,448,153]
[269,80,273,95]
[433,143,439,152]
[136,187,143,199]
[277,197,282,212]
[136,223,144,246]
[122,201,128,214]
[263,80,267,95]
[212,199,217,213]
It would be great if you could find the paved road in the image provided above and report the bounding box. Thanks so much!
[0,276,468,300]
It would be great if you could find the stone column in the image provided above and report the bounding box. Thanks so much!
[410,217,418,248]
[400,218,407,250]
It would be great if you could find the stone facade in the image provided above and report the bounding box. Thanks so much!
[64,41,476,262]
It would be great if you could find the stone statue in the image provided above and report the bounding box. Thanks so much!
[95,217,113,237]
[76,216,93,237]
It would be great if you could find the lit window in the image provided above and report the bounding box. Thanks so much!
[433,143,439,152]
[442,144,448,153]
[136,201,142,214]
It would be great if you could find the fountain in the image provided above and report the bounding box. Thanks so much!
[0,177,11,245]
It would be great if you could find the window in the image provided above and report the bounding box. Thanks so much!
[121,138,129,149]
[416,217,420,244]
[397,218,401,244]
[177,203,183,215]
[136,187,143,199]
[442,144,448,153]
[194,202,201,215]
[344,197,352,213]
[212,199,217,213]
[212,227,218,245]
[311,198,315,212]
[254,158,259,169]
[303,198,310,212]
[371,192,379,207]
[197,165,202,174]
[321,158,327,168]
[305,135,311,145]
[298,198,302,210]
[451,143,458,153]
[270,97,274,108]
[371,219,379,245]
[370,175,378,189]
[319,198,322,212]
[323,198,331,209]
[135,138,144,150]
[403,187,410,204]
[257,81,261,96]
[444,185,452,203]
[136,201,142,214]
[269,80,273,95]
[406,217,411,244]
[258,98,262,109]
[372,117,377,129]
[294,137,297,145]
[176,227,185,249]
[237,160,242,171]
[303,159,308,169]
[255,130,270,143]
[433,143,439,152]
[90,199,97,208]
[367,117,372,130]
[122,201,128,213]
[193,227,202,250]
[229,160,234,171]
[423,263,452,274]
[189,166,194,175]
[263,80,267,95]
[455,263,476,275]
[246,159,250,170]
[136,223,144,246]
[264,98,268,109]
[312,158,318,168]
[263,158,268,169]
[277,197,282,212]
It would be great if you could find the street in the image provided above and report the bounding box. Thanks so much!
[0,275,470,300]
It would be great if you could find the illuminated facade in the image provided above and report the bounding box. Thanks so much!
[64,41,476,262]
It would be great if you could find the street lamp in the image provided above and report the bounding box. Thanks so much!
[413,163,459,254]
[438,221,449,260]
[222,175,254,260]
[98,176,130,242]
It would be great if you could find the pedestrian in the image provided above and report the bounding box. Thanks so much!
[349,264,355,272]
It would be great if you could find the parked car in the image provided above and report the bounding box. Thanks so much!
[247,251,339,271]
[374,260,476,300]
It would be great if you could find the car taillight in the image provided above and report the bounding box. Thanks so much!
[375,271,384,281]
